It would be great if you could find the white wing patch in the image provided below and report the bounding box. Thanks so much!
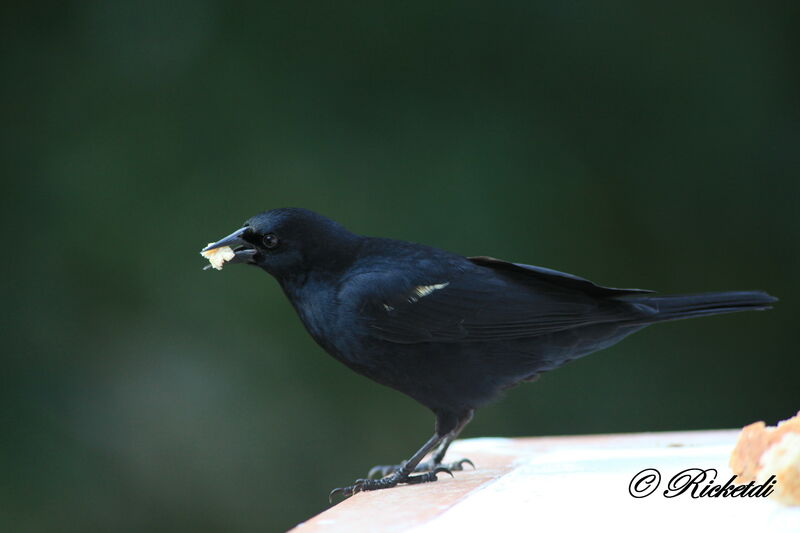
[381,282,450,313]
[408,282,450,303]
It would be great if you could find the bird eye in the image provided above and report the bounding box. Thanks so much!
[262,233,279,249]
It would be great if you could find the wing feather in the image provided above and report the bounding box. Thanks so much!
[340,258,654,345]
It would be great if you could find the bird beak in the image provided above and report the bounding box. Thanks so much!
[202,227,250,252]
[201,227,258,269]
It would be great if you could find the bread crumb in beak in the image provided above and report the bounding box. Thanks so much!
[201,244,236,270]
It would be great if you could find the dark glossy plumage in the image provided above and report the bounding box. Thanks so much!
[202,207,776,500]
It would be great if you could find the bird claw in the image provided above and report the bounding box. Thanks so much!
[366,457,475,479]
[329,478,369,503]
[328,486,347,504]
[331,464,456,503]
[453,458,475,470]
[367,464,398,479]
[433,466,454,478]
[329,476,386,503]
[403,466,453,485]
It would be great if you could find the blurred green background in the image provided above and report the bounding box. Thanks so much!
[2,1,798,531]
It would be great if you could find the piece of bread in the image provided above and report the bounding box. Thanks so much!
[200,245,235,270]
[730,410,800,505]
[757,432,800,505]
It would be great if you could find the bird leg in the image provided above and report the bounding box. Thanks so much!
[367,410,475,479]
[330,432,451,502]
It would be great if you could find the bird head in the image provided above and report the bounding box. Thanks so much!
[201,208,360,280]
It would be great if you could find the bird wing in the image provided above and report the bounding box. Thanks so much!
[340,257,654,345]
[466,256,653,297]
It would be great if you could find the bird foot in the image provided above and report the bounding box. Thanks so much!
[330,467,453,503]
[367,457,474,479]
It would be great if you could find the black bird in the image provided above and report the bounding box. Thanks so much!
[201,208,776,501]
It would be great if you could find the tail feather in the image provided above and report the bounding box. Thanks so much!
[625,291,777,324]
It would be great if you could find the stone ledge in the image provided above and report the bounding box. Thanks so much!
[292,429,799,532]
